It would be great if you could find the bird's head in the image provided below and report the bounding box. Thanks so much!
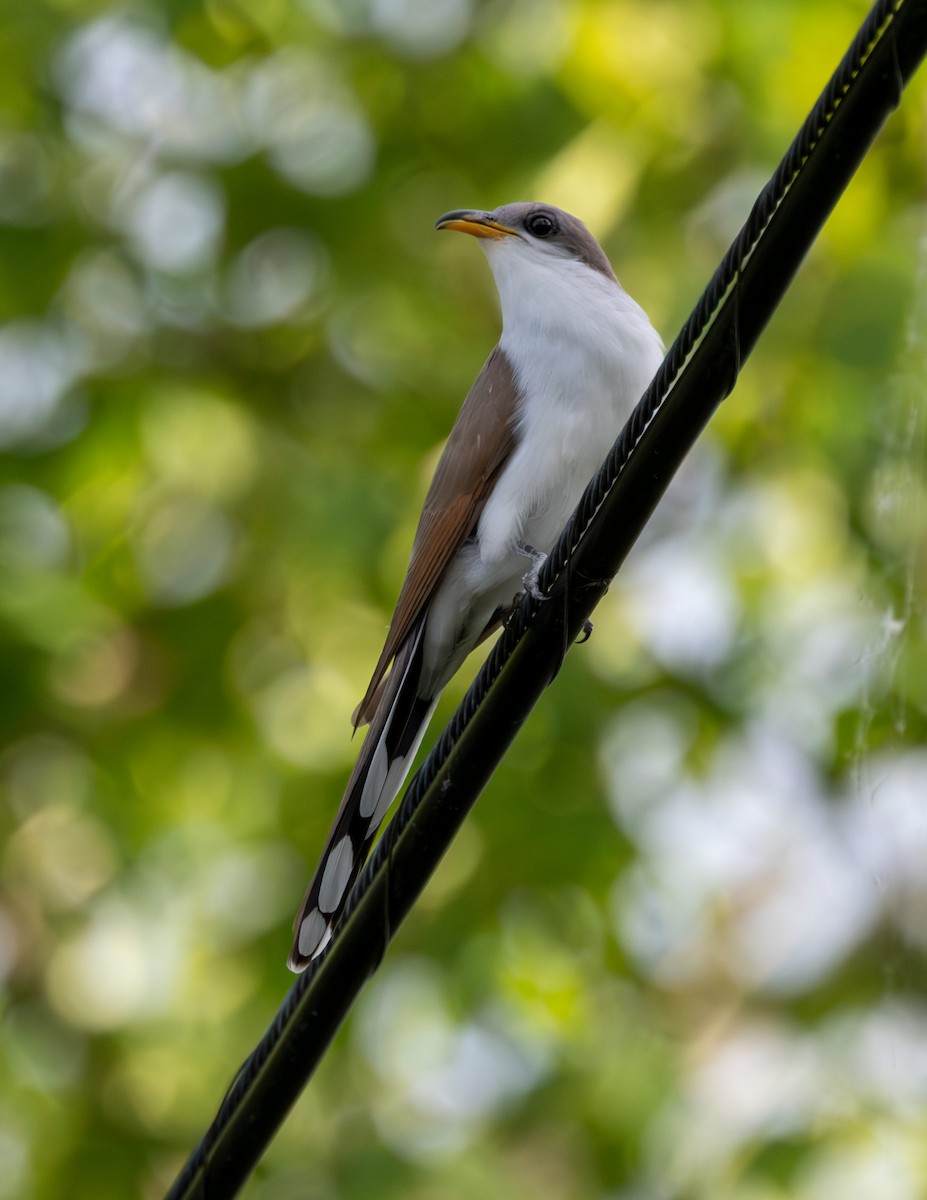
[435,202,617,285]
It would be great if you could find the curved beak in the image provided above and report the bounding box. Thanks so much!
[435,210,518,239]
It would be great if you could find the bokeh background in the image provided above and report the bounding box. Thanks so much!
[1,0,926,1196]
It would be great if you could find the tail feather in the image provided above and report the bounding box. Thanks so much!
[288,620,438,972]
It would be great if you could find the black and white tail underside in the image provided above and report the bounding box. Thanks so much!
[288,619,437,971]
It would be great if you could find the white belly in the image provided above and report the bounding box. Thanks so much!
[480,304,663,561]
[420,301,663,698]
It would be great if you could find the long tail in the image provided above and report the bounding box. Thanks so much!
[288,619,438,971]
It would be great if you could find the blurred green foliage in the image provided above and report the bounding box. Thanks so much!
[0,0,926,1197]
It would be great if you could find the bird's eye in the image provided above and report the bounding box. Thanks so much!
[526,212,557,238]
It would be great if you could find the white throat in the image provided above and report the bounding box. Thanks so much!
[488,241,650,346]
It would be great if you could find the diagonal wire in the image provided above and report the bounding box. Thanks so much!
[167,2,927,1196]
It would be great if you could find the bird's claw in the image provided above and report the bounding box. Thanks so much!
[577,619,594,644]
[518,543,548,601]
[523,572,546,602]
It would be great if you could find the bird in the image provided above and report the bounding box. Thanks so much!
[288,202,664,971]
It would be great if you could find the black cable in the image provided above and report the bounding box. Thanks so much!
[166,2,926,1195]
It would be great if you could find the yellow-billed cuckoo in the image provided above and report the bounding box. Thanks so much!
[288,202,664,971]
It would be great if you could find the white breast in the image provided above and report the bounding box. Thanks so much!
[476,244,664,561]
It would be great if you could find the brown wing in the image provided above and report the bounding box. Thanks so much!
[354,344,520,725]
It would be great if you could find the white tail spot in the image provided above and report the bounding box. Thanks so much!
[366,697,439,837]
[297,907,329,957]
[366,753,406,837]
[360,739,389,818]
[318,835,354,913]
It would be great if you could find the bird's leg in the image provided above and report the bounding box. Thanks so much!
[515,542,548,601]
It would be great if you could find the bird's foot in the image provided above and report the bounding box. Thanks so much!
[517,543,548,601]
[577,619,594,644]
